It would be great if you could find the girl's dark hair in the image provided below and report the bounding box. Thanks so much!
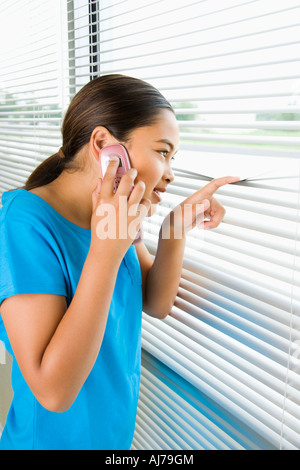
[24,74,174,190]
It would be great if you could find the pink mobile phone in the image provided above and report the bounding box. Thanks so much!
[99,144,131,192]
[99,144,143,244]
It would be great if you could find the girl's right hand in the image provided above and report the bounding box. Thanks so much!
[90,157,151,260]
[161,175,240,238]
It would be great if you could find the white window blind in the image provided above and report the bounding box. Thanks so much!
[0,0,299,450]
[0,0,68,192]
[83,0,299,450]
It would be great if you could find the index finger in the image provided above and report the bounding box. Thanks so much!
[201,176,240,198]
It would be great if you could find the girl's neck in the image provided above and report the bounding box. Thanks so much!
[30,169,96,229]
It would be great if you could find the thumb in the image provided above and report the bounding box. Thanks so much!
[92,178,102,211]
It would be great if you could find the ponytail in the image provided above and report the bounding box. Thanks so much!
[24,149,66,191]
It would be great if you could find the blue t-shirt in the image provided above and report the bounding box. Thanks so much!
[0,189,143,450]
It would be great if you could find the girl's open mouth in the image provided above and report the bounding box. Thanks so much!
[152,187,166,202]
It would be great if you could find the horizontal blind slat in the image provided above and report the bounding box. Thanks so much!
[143,314,300,421]
[0,0,66,193]
[177,121,300,130]
[168,305,296,388]
[140,365,246,449]
[142,317,300,444]
[141,335,297,450]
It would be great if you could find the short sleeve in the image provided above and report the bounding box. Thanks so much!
[0,217,68,305]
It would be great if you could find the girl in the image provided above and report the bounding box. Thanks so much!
[0,74,239,450]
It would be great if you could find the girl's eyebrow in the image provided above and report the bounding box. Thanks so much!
[155,139,178,154]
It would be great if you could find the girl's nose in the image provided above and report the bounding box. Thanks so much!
[163,162,175,184]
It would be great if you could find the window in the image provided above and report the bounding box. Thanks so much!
[0,0,299,449]
[84,0,299,450]
[0,0,68,192]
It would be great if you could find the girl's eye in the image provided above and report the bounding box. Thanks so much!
[157,150,175,161]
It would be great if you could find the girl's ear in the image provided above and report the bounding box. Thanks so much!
[89,126,118,161]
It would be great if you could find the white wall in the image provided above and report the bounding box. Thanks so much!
[0,348,13,433]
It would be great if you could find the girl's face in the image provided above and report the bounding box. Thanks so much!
[124,109,179,215]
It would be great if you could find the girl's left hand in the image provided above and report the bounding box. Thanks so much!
[162,176,240,237]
